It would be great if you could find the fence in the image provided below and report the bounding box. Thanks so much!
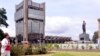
[52,43,100,50]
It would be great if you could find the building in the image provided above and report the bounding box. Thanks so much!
[45,36,72,43]
[15,0,45,43]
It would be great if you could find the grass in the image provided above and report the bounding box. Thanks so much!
[51,51,100,56]
[52,52,73,56]
[32,51,100,56]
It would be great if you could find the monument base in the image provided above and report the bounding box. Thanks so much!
[79,33,90,42]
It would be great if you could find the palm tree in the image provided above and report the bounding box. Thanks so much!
[0,8,8,27]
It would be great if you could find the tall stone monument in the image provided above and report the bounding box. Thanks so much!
[98,19,100,44]
[79,21,90,43]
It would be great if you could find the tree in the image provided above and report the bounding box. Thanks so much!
[0,8,9,40]
[92,31,98,43]
[0,8,8,27]
[0,29,4,40]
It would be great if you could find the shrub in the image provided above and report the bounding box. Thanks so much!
[11,45,25,56]
[32,46,47,54]
[89,45,93,50]
[25,45,33,55]
[81,46,84,50]
[54,44,59,49]
[24,44,47,55]
[11,44,47,55]
[45,44,53,51]
[38,47,47,54]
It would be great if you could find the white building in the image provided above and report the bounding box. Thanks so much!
[15,0,45,43]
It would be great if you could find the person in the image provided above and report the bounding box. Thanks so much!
[1,33,11,56]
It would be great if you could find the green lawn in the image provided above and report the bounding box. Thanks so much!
[51,51,100,56]
[52,52,73,56]
[32,51,100,56]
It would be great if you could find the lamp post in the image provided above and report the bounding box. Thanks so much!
[23,0,28,41]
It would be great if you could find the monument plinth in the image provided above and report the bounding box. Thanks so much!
[79,33,90,41]
[79,21,90,43]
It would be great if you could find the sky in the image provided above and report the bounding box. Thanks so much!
[0,0,100,40]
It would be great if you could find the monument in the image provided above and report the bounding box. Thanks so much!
[98,19,100,44]
[79,21,90,43]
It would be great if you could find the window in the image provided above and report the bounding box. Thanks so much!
[16,6,23,12]
[28,5,44,11]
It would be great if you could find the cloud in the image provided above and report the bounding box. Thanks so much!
[1,27,15,37]
[45,16,98,40]
[45,16,71,35]
[45,0,100,18]
[0,0,99,40]
[45,16,79,39]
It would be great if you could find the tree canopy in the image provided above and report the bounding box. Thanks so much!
[0,8,9,40]
[92,31,98,43]
[0,29,4,40]
[0,8,8,27]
